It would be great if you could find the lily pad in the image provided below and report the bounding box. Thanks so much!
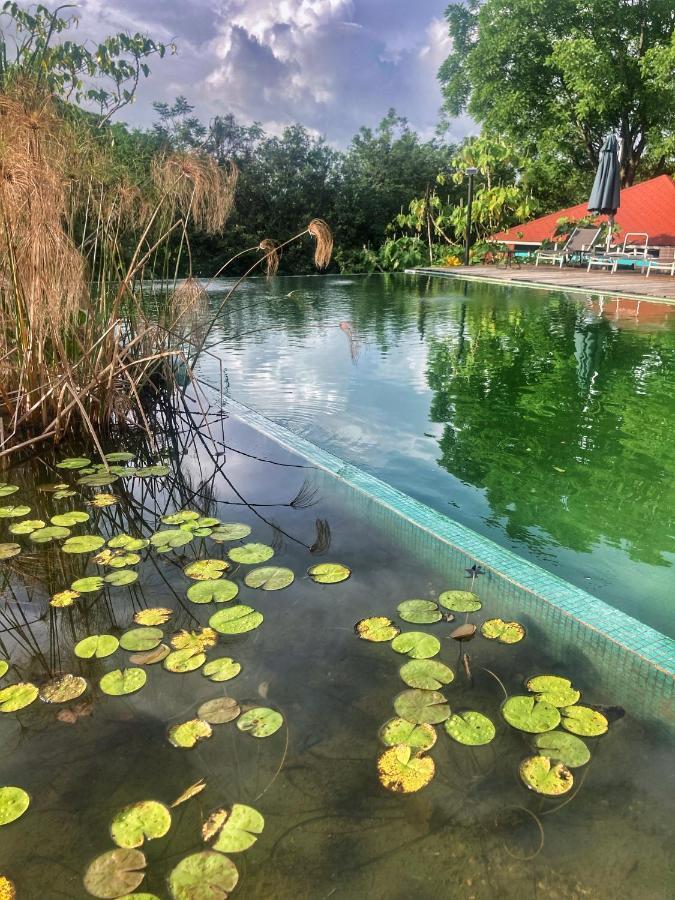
[51,589,81,607]
[0,682,38,712]
[111,801,171,849]
[39,674,87,703]
[228,543,274,565]
[394,689,450,725]
[198,697,241,725]
[391,632,440,659]
[0,787,30,825]
[183,559,230,581]
[0,544,21,560]
[379,717,437,752]
[134,465,170,478]
[9,519,45,535]
[54,488,78,499]
[399,659,454,690]
[0,484,19,497]
[129,645,171,666]
[187,579,239,605]
[77,472,120,487]
[307,562,350,584]
[203,658,241,683]
[119,628,163,652]
[0,661,7,679]
[56,456,91,470]
[0,875,15,898]
[134,608,172,626]
[149,529,194,552]
[244,566,295,591]
[532,731,591,767]
[0,505,30,519]
[83,848,146,899]
[171,628,217,653]
[104,570,139,587]
[450,623,477,641]
[236,706,283,738]
[168,719,212,749]
[377,745,435,793]
[502,696,560,733]
[481,618,526,644]
[104,452,135,463]
[50,511,90,527]
[90,493,118,508]
[164,649,206,673]
[29,525,71,544]
[209,605,263,635]
[209,523,251,542]
[195,517,220,529]
[162,511,200,527]
[168,851,238,900]
[355,616,400,642]
[444,711,496,746]
[438,590,482,612]
[75,634,119,659]
[526,674,580,707]
[519,755,574,796]
[560,705,609,737]
[171,779,207,808]
[207,803,264,853]
[100,668,147,696]
[62,535,106,554]
[108,535,149,551]
[71,576,104,593]
[397,599,442,624]
[95,550,141,568]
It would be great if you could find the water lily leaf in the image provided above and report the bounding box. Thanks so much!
[438,590,481,612]
[51,589,80,608]
[168,851,238,900]
[560,705,608,737]
[90,493,118,508]
[209,523,251,542]
[183,559,230,581]
[391,632,440,659]
[236,706,283,738]
[399,659,454,690]
[444,711,496,746]
[397,599,442,624]
[100,668,147,696]
[198,697,240,725]
[207,804,264,852]
[134,465,170,478]
[168,719,212,749]
[77,472,120,487]
[62,535,105,554]
[532,731,591,767]
[502,696,560,733]
[75,634,119,659]
[9,519,45,535]
[481,618,526,644]
[0,484,18,498]
[134,608,172,626]
[129,645,170,666]
[0,682,38,712]
[228,543,274,565]
[104,570,139,586]
[0,543,21,560]
[526,675,580,707]
[164,649,206,673]
[162,510,200,526]
[170,628,217,653]
[187,579,239,604]
[209,605,263,635]
[195,517,220,528]
[108,535,149,551]
[83,848,146,899]
[111,801,171,849]
[71,576,104,593]
[450,623,477,642]
[307,562,350,584]
[171,779,206,808]
[95,549,141,568]
[38,482,67,492]
[56,457,91,470]
[0,874,15,898]
[0,505,30,519]
[0,786,29,825]
[0,661,7,679]
[120,628,163,652]
[29,525,71,544]
[39,673,87,703]
[377,745,435,793]
[354,616,400,642]
[50,511,90,527]
[54,489,77,500]
[394,689,450,725]
[244,566,295,591]
[202,657,241,683]
[149,529,194,552]
[519,755,574,796]
[104,452,135,463]
[378,717,437,751]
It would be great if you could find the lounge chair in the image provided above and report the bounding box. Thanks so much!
[646,247,675,277]
[587,233,650,273]
[535,227,602,268]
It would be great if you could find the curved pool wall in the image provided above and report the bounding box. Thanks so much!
[226,396,675,727]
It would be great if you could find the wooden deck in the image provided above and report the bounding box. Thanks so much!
[406,264,675,304]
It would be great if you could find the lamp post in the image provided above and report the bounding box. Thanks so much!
[464,166,478,267]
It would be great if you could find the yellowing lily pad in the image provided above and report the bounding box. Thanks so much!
[209,605,263,635]
[162,510,199,525]
[379,717,437,752]
[62,535,105,554]
[354,616,400,642]
[502,696,560,733]
[209,523,251,542]
[129,645,170,666]
[71,576,104,593]
[228,543,274,565]
[519,755,574,796]
[90,493,118,508]
[0,661,7,679]
[164,649,206,673]
[202,657,241,683]
[75,634,119,659]
[244,566,295,591]
[168,851,238,900]
[399,658,454,690]
[393,689,450,725]
[119,628,163,652]
[170,628,217,653]
[560,705,609,737]
[50,511,90,527]
[29,525,70,544]
[532,731,591,767]
[56,456,91,470]
[0,543,21,560]
[100,668,147,696]
[526,675,581,707]
[183,559,230,581]
[39,674,87,703]
[391,632,440,660]
[134,608,172,626]
[397,599,442,624]
[197,697,240,725]
[481,618,526,644]
[187,579,239,604]
[0,506,30,519]
[50,589,80,608]
[9,519,45,535]
[96,550,141,569]
[438,590,481,612]
[168,719,212,749]
[206,804,264,853]
[0,786,30,825]
[83,848,146,899]
[0,874,15,898]
[307,562,350,584]
[111,801,171,849]
[444,711,496,746]
[377,745,435,793]
[0,682,38,712]
[236,706,283,738]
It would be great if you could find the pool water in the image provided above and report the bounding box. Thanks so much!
[197,274,675,637]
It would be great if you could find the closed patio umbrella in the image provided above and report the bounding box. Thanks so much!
[588,133,621,250]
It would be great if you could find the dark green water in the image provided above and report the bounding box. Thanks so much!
[198,274,675,637]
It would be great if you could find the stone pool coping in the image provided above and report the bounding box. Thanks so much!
[225,396,675,682]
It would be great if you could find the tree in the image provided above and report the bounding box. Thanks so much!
[152,96,207,150]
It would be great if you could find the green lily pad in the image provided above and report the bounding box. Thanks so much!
[99,551,141,569]
[133,608,172,626]
[209,605,263,635]
[108,535,149,551]
[0,682,38,712]
[502,696,560,733]
[29,525,71,544]
[183,559,230,581]
[208,804,264,852]
[0,786,30,825]
[71,576,104,593]
[519,755,574,796]
[560,705,609,737]
[162,511,200,526]
[481,618,526,644]
[526,675,580,707]
[532,731,591,767]
[50,511,90,527]
[104,570,139,586]
[168,851,238,900]
[379,717,437,752]
[104,452,135,463]
[111,801,171,848]
[0,483,19,497]
[164,649,206,673]
[187,579,239,604]
[0,661,8,679]
[438,590,481,612]
[129,645,170,666]
[53,488,77,499]
[209,523,251,542]
[236,706,283,738]
[119,628,163,652]
[149,529,194,552]
[195,517,220,529]
[202,657,241,682]
[100,668,147,696]
[244,566,294,591]
[354,616,400,642]
[9,519,45,535]
[39,674,87,703]
[307,562,350,584]
[228,543,274,565]
[62,535,105,554]
[444,711,496,746]
[56,456,91,470]
[0,505,30,519]
[75,634,119,659]
[168,719,212,749]
[391,632,440,659]
[397,599,442,624]
[83,848,146,899]
[394,689,450,725]
[197,697,240,725]
[134,465,169,478]
[399,658,454,690]
[0,543,21,560]
[77,472,120,487]
[377,745,435,793]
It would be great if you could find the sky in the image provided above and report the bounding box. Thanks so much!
[69,0,472,146]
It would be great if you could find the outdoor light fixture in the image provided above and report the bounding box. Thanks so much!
[464,167,479,266]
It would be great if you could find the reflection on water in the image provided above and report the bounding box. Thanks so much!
[196,275,675,637]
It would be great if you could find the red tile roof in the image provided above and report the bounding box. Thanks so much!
[492,174,675,246]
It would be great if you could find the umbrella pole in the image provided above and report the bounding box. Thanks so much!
[606,214,614,251]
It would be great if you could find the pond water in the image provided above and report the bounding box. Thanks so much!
[0,414,672,899]
[196,274,675,638]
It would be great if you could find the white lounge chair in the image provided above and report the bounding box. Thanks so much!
[587,233,650,273]
[646,247,675,277]
[536,227,602,268]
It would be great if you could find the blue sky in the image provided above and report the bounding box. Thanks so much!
[73,0,472,145]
